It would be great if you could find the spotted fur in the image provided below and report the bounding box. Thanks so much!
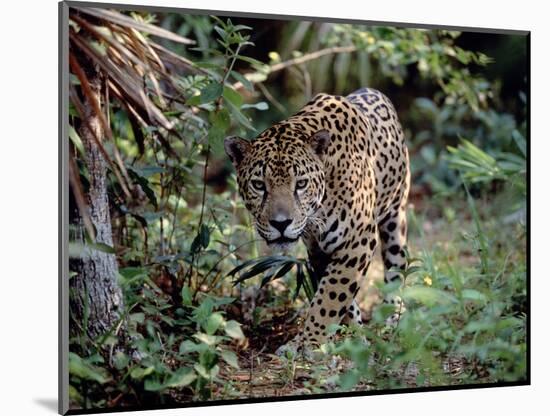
[225,87,410,353]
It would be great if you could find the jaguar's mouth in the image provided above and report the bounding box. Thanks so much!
[266,236,299,245]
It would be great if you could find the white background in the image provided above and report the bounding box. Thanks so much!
[0,0,546,414]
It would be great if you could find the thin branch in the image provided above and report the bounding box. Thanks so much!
[232,45,357,90]
[257,82,286,115]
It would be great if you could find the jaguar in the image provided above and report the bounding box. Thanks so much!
[224,87,410,356]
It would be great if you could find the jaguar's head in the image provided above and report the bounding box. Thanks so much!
[224,127,330,251]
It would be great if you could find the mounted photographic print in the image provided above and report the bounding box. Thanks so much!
[59,1,530,414]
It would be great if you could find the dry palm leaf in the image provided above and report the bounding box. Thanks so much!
[68,7,201,231]
[72,7,195,45]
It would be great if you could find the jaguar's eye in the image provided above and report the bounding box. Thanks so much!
[296,179,308,190]
[251,180,266,192]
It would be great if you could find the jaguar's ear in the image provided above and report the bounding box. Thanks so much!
[224,136,251,168]
[308,129,331,156]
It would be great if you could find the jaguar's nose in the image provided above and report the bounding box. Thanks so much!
[269,218,293,234]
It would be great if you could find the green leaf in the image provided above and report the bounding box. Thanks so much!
[241,101,269,111]
[200,82,223,103]
[186,94,201,106]
[221,350,240,369]
[338,369,360,390]
[222,85,243,108]
[194,363,210,379]
[262,261,294,288]
[179,340,207,354]
[235,54,267,67]
[225,99,254,131]
[113,351,130,370]
[512,129,527,158]
[128,167,157,208]
[461,289,487,303]
[464,320,494,333]
[69,352,110,384]
[231,70,254,91]
[208,109,230,153]
[194,332,220,346]
[192,297,214,324]
[130,366,155,380]
[213,26,228,41]
[205,312,225,335]
[181,286,193,306]
[224,320,245,340]
[210,108,231,131]
[68,125,84,154]
[231,256,291,284]
[130,312,145,324]
[402,286,458,307]
[191,224,210,254]
[165,368,197,388]
[207,124,225,153]
[200,224,210,248]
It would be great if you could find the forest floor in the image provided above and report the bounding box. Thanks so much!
[69,194,526,410]
[182,196,508,401]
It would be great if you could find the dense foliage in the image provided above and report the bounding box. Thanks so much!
[68,9,527,409]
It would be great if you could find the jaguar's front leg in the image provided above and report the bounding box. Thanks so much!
[277,247,374,358]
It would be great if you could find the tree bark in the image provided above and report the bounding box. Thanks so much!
[69,64,125,343]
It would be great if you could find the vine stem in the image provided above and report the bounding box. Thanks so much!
[198,143,210,229]
[186,142,211,289]
[223,43,243,84]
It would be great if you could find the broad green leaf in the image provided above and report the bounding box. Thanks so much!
[69,352,110,384]
[129,312,145,324]
[130,365,155,380]
[222,85,243,108]
[221,350,240,369]
[192,297,214,324]
[205,312,225,335]
[225,100,255,131]
[194,363,209,379]
[113,351,130,370]
[194,332,220,346]
[200,224,210,249]
[209,108,231,131]
[402,285,458,306]
[200,82,223,103]
[179,340,207,354]
[207,125,225,153]
[166,368,197,388]
[143,379,164,392]
[224,320,245,340]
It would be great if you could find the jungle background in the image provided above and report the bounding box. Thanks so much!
[67,6,527,411]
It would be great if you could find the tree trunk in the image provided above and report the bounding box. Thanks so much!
[69,64,125,343]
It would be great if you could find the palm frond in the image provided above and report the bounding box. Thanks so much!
[73,7,196,45]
